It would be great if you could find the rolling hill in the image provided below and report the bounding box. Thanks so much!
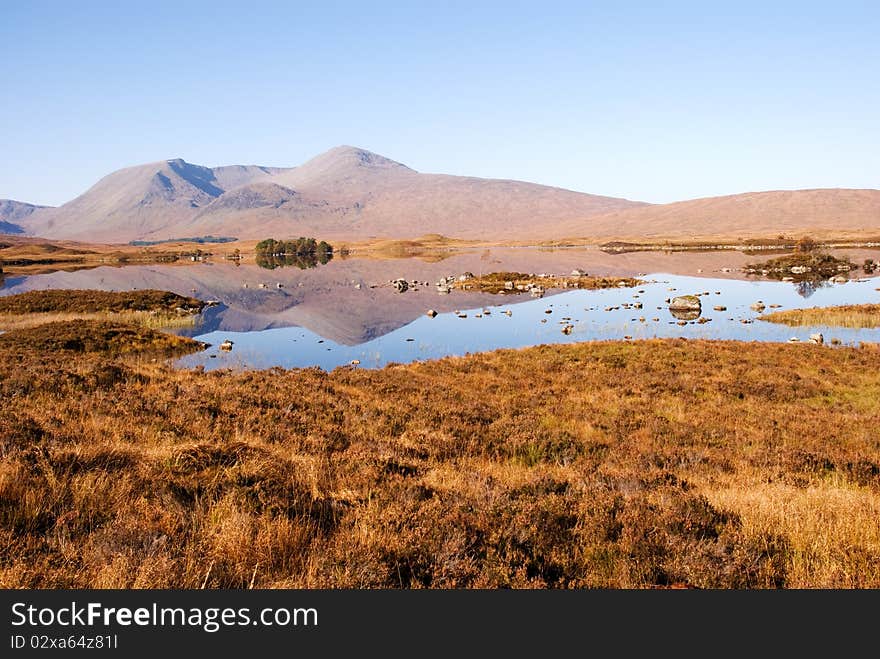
[557,188,880,242]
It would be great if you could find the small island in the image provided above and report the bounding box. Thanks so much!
[255,237,334,269]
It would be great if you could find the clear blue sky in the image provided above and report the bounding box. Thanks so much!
[1,0,877,207]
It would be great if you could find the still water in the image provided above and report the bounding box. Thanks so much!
[2,247,879,370]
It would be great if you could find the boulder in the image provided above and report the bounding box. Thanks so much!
[809,333,824,345]
[426,309,438,318]
[669,295,701,312]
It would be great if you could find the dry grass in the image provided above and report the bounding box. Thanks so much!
[0,290,206,331]
[0,289,204,314]
[760,304,880,329]
[0,310,202,331]
[0,326,879,589]
[0,320,206,356]
[452,272,641,294]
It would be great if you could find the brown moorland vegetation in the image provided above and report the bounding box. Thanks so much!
[745,251,853,281]
[451,272,641,294]
[0,290,207,331]
[760,304,880,329]
[0,289,204,315]
[0,320,206,356]
[0,321,878,589]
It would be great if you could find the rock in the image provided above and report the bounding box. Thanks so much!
[426,309,437,318]
[392,279,409,292]
[276,283,283,289]
[713,305,727,312]
[809,333,824,345]
[350,359,361,365]
[833,276,847,283]
[750,302,766,312]
[503,310,512,316]
[670,296,701,311]
[788,337,800,343]
[219,339,234,351]
[458,272,474,281]
[571,269,588,277]
[669,295,701,321]
[561,324,573,335]
[504,281,514,290]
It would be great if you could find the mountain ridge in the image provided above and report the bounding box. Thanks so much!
[5,146,879,243]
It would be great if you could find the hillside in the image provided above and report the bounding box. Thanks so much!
[0,199,49,234]
[559,188,880,241]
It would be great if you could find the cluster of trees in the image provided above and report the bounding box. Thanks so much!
[255,237,333,270]
[255,238,333,257]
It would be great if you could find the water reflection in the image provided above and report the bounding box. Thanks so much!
[2,247,879,370]
[256,251,333,270]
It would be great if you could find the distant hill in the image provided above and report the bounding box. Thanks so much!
[557,188,880,241]
[0,199,49,234]
[9,148,880,243]
[12,147,645,243]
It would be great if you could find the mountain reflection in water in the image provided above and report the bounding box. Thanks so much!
[2,247,878,369]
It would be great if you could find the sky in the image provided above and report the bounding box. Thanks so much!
[1,0,878,207]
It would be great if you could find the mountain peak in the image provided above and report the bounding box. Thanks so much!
[314,145,413,171]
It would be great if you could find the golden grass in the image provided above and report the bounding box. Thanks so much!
[0,310,201,331]
[1,328,879,589]
[760,304,880,329]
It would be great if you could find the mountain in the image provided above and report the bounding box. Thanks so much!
[0,199,49,234]
[11,148,880,243]
[13,147,645,242]
[556,188,880,241]
[18,159,293,241]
